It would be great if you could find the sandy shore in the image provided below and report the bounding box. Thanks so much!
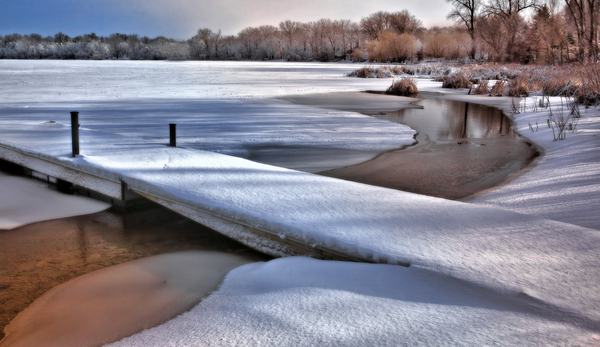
[1,251,261,347]
[0,187,271,344]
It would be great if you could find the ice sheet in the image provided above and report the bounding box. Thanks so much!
[0,174,110,230]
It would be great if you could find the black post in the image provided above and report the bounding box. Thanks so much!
[70,111,80,157]
[169,123,176,147]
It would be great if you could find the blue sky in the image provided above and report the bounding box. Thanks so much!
[0,0,453,40]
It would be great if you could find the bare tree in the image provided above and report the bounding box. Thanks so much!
[477,14,507,61]
[484,0,539,61]
[446,0,483,58]
[54,32,69,46]
[360,11,392,40]
[388,10,423,35]
[279,20,302,55]
[564,0,599,62]
[106,33,127,59]
[337,19,354,54]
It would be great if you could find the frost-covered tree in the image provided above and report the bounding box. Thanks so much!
[54,32,70,46]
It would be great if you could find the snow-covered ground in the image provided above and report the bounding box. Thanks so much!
[1,61,599,346]
[109,257,598,347]
[465,95,600,230]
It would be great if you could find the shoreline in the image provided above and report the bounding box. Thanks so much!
[2,62,598,346]
[279,91,539,200]
[0,177,272,343]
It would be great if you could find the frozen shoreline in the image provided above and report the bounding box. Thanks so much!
[281,91,538,200]
[0,171,110,230]
[1,251,259,347]
[1,61,599,345]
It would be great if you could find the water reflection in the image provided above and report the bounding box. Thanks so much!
[316,94,538,200]
[0,203,271,339]
[77,219,88,262]
[370,98,513,142]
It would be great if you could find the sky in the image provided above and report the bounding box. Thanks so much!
[0,0,453,40]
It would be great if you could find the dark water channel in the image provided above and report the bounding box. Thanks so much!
[283,92,538,200]
[0,183,271,339]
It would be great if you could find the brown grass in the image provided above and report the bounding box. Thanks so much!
[441,75,472,89]
[473,80,490,95]
[348,63,600,107]
[385,78,419,96]
[507,77,530,97]
[349,67,376,78]
[542,77,579,96]
[489,80,506,96]
[576,64,600,106]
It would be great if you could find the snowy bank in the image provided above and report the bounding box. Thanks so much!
[108,257,599,347]
[0,251,257,347]
[463,95,600,230]
[408,88,600,230]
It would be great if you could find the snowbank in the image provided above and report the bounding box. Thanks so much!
[0,251,257,347]
[464,96,600,230]
[109,257,599,347]
[410,88,600,231]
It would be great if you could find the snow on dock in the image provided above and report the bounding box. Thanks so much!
[2,131,600,327]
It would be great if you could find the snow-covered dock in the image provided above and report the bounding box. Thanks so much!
[2,131,600,329]
[0,142,381,264]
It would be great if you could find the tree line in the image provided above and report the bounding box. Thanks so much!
[0,0,597,64]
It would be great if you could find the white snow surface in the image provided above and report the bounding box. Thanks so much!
[108,257,599,347]
[465,96,600,230]
[1,61,600,345]
[0,60,416,173]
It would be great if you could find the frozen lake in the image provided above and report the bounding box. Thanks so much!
[2,61,599,346]
[0,60,417,173]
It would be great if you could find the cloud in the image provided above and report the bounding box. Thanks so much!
[111,0,453,38]
[0,0,453,39]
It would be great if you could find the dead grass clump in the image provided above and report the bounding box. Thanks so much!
[441,74,473,89]
[489,80,506,96]
[577,91,600,106]
[542,77,579,96]
[349,67,376,78]
[473,80,490,95]
[389,65,403,75]
[576,64,600,106]
[386,78,419,97]
[348,66,403,78]
[507,77,530,97]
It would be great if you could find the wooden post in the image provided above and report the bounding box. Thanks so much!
[169,123,176,147]
[70,111,79,157]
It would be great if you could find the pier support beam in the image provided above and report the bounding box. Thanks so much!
[70,111,79,157]
[169,123,176,147]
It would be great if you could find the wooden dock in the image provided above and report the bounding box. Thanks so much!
[0,143,407,266]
